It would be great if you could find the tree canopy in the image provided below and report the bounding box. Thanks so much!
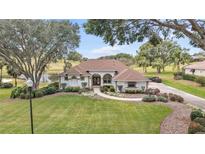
[67,51,83,61]
[84,20,205,51]
[98,53,135,66]
[0,20,80,88]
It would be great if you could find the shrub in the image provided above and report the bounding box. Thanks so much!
[64,87,80,92]
[174,75,183,80]
[158,93,168,99]
[194,117,205,127]
[157,96,168,103]
[145,88,160,95]
[61,83,67,90]
[20,93,26,99]
[34,90,44,98]
[101,85,115,93]
[0,82,13,88]
[188,121,205,134]
[48,82,59,90]
[196,76,205,86]
[44,87,56,95]
[173,72,184,76]
[10,87,22,98]
[168,93,184,103]
[182,74,196,81]
[142,95,156,102]
[125,89,136,94]
[190,109,204,121]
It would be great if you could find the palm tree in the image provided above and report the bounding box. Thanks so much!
[7,65,21,87]
[171,48,191,71]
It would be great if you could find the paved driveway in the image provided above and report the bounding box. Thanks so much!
[149,82,205,110]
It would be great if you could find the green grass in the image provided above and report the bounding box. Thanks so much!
[131,65,205,99]
[0,94,171,134]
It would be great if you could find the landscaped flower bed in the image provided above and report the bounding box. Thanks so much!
[188,109,205,134]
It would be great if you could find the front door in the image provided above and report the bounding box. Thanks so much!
[92,75,101,86]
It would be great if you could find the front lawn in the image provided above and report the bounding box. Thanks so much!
[0,94,171,134]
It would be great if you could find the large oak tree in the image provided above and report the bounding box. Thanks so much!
[84,19,205,50]
[0,20,80,88]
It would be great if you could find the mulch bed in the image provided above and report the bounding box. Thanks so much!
[160,102,192,134]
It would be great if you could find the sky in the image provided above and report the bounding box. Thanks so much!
[71,19,201,59]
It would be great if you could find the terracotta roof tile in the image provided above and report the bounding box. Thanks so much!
[184,61,205,70]
[60,59,148,81]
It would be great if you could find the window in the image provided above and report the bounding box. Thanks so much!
[65,74,68,80]
[128,82,136,88]
[103,74,112,84]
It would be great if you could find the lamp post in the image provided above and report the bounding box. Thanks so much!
[26,78,34,134]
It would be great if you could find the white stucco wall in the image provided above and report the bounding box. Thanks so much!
[116,81,148,92]
[185,68,205,77]
[60,76,90,88]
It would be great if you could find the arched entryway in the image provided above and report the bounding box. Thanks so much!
[92,74,101,86]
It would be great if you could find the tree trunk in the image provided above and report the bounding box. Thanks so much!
[0,68,2,84]
[157,67,161,74]
[14,77,17,87]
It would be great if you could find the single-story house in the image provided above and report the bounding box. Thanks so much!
[184,61,205,77]
[59,59,149,92]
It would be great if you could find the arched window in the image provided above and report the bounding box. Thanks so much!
[103,74,112,84]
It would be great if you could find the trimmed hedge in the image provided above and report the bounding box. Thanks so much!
[100,85,115,93]
[190,109,204,121]
[157,96,168,103]
[64,87,80,92]
[195,76,205,86]
[142,95,156,102]
[125,89,144,94]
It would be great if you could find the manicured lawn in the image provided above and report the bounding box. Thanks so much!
[132,65,205,99]
[0,94,171,134]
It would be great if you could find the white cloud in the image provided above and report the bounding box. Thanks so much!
[90,46,123,58]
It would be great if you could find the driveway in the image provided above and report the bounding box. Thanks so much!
[149,82,205,110]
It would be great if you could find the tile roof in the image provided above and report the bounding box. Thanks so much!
[184,61,205,70]
[60,59,148,81]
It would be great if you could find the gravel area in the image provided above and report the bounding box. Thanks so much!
[160,102,192,134]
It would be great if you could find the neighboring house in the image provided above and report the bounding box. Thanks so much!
[184,61,205,77]
[59,59,149,92]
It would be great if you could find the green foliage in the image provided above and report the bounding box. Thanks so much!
[67,51,83,61]
[188,121,205,134]
[99,53,135,66]
[101,85,115,93]
[195,76,205,86]
[157,96,168,103]
[0,82,13,88]
[168,93,184,103]
[194,117,205,127]
[0,20,80,88]
[48,82,59,90]
[125,89,144,94]
[182,74,196,81]
[34,90,44,98]
[44,87,56,95]
[145,88,160,95]
[10,87,23,98]
[64,87,80,92]
[142,95,156,102]
[190,109,204,121]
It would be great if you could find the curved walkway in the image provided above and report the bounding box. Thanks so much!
[93,87,142,101]
[160,102,192,134]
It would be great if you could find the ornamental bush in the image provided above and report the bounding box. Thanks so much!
[64,87,80,92]
[190,109,204,121]
[195,76,205,86]
[188,121,205,134]
[145,88,160,95]
[48,82,59,90]
[10,87,22,98]
[194,117,205,127]
[157,96,168,103]
[142,95,156,102]
[182,74,196,81]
